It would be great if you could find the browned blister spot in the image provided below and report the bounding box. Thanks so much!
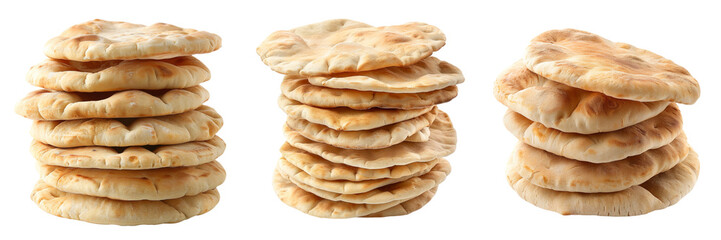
[72,35,101,42]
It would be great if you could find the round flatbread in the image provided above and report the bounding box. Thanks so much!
[504,103,682,163]
[511,133,688,193]
[272,169,435,218]
[31,105,223,147]
[31,136,225,169]
[31,181,220,225]
[278,95,433,131]
[44,19,221,61]
[280,143,439,181]
[26,57,210,92]
[285,107,436,149]
[282,77,457,110]
[506,149,699,216]
[16,86,209,120]
[525,29,700,104]
[307,57,464,93]
[37,161,225,201]
[283,110,456,169]
[257,19,445,76]
[494,60,670,134]
[277,157,431,195]
[281,159,450,204]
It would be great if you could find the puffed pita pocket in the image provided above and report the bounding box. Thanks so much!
[31,105,223,147]
[44,19,221,61]
[525,28,699,104]
[26,57,210,92]
[494,60,669,134]
[16,86,209,120]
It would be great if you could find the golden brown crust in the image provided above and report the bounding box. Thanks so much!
[31,136,225,169]
[511,134,688,193]
[257,19,445,76]
[282,77,457,110]
[525,29,699,104]
[278,95,433,131]
[308,57,464,93]
[285,107,436,149]
[280,159,449,204]
[506,149,699,216]
[16,86,209,120]
[44,19,221,61]
[503,104,683,163]
[31,105,223,147]
[26,57,210,92]
[31,181,220,225]
[272,169,438,218]
[37,161,226,201]
[494,60,670,133]
[283,110,456,169]
[280,142,440,181]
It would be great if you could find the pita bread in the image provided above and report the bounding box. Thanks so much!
[16,86,209,120]
[272,169,434,218]
[494,60,670,134]
[277,157,430,195]
[507,149,699,216]
[308,57,464,93]
[44,19,221,61]
[281,77,457,110]
[283,110,456,169]
[31,105,223,147]
[285,107,436,149]
[282,159,449,204]
[31,181,219,225]
[257,19,445,76]
[525,29,700,104]
[37,161,225,201]
[31,136,225,169]
[363,187,437,217]
[280,143,439,181]
[512,133,688,193]
[26,56,210,92]
[279,95,433,131]
[504,103,682,163]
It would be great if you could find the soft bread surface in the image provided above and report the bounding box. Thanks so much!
[525,29,699,104]
[44,19,221,61]
[257,19,445,76]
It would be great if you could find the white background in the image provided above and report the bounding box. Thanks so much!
[0,0,718,239]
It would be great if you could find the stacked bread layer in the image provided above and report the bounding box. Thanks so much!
[16,20,225,225]
[495,29,701,216]
[258,19,463,218]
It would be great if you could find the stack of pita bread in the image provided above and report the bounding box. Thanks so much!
[257,19,463,218]
[15,20,226,225]
[494,29,701,216]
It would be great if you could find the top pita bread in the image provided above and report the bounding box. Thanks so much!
[257,19,445,76]
[27,57,210,92]
[44,19,221,61]
[495,60,669,134]
[525,29,700,104]
[307,57,464,93]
